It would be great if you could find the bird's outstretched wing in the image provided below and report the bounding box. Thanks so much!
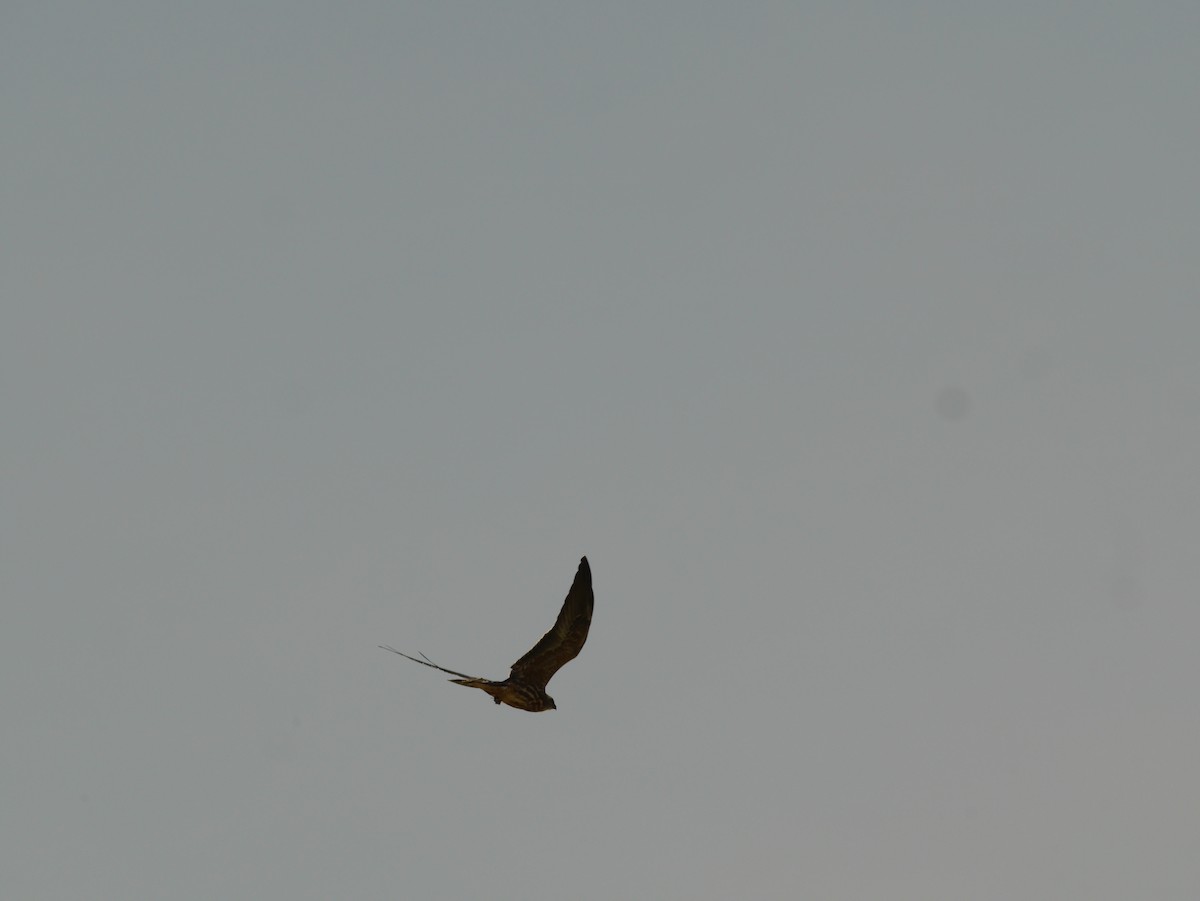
[508,556,593,690]
[378,646,485,682]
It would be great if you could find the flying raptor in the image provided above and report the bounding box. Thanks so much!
[380,556,593,712]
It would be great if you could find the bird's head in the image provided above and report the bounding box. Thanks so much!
[546,696,557,710]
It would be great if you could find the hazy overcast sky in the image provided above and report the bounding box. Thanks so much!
[5,3,1200,898]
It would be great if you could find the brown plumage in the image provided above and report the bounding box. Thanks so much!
[380,556,593,712]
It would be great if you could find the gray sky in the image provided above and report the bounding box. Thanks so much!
[4,3,1200,898]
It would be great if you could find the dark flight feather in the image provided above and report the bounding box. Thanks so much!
[508,557,593,688]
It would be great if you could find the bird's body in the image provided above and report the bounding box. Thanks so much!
[380,556,593,712]
[447,677,557,712]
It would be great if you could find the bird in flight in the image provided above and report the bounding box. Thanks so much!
[380,556,593,712]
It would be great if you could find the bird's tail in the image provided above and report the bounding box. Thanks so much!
[450,677,494,690]
[450,678,505,704]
